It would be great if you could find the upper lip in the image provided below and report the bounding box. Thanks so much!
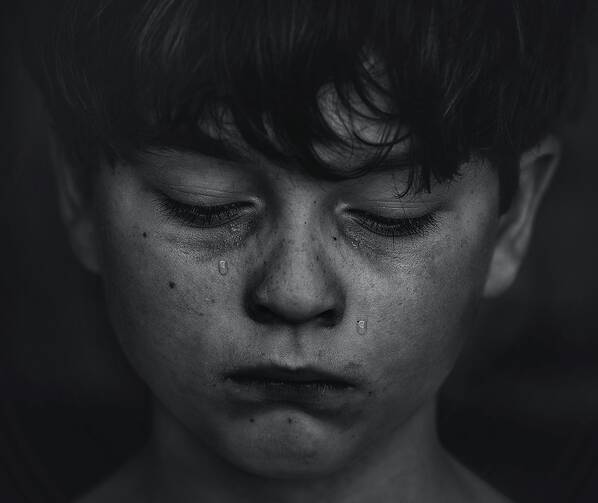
[225,365,355,388]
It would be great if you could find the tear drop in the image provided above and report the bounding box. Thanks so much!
[356,319,367,335]
[218,260,228,275]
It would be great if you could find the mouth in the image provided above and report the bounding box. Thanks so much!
[223,365,358,410]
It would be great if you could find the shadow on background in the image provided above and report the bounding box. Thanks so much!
[1,3,597,502]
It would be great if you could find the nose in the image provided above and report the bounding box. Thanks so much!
[244,230,345,328]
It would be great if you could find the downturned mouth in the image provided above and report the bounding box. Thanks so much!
[225,365,355,389]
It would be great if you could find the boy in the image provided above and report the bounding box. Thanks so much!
[26,1,587,501]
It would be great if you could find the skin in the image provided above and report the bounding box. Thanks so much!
[58,105,559,501]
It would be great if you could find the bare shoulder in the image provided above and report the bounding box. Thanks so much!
[450,457,514,503]
[75,453,148,503]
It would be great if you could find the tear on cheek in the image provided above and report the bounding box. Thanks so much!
[218,259,228,275]
[356,318,367,335]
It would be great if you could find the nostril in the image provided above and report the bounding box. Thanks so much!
[246,293,342,327]
[319,309,341,328]
[245,300,277,324]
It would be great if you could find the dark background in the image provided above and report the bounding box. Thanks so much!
[1,3,597,502]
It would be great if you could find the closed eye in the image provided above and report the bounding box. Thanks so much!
[157,196,253,228]
[347,209,438,238]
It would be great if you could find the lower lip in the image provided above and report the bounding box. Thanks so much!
[224,378,358,411]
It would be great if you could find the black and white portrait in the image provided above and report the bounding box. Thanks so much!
[1,1,596,502]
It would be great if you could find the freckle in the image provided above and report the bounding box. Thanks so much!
[249,418,255,423]
[332,236,337,241]
[368,391,373,397]
[168,281,176,289]
[287,417,292,424]
[142,232,147,238]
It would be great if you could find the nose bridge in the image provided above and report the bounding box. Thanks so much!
[272,223,325,297]
[246,196,345,326]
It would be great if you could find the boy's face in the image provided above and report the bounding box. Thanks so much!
[88,124,502,476]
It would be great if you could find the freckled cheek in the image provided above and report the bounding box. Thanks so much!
[97,226,240,394]
[369,239,489,399]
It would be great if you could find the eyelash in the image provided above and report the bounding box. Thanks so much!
[158,196,437,238]
[347,210,437,238]
[157,197,250,228]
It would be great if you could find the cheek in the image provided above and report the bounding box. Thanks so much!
[365,216,495,408]
[93,188,241,407]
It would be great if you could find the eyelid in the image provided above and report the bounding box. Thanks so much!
[344,208,438,238]
[156,194,255,229]
[338,194,438,205]
[348,198,443,214]
[337,199,438,218]
[358,198,441,207]
[160,184,257,204]
[346,208,434,222]
[154,182,263,212]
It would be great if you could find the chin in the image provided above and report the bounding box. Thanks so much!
[228,446,348,480]
[217,409,356,479]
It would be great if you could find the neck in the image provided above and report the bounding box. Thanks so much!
[136,399,465,503]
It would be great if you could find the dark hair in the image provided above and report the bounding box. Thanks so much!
[25,0,587,208]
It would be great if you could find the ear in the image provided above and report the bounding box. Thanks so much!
[483,135,561,298]
[50,134,101,274]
